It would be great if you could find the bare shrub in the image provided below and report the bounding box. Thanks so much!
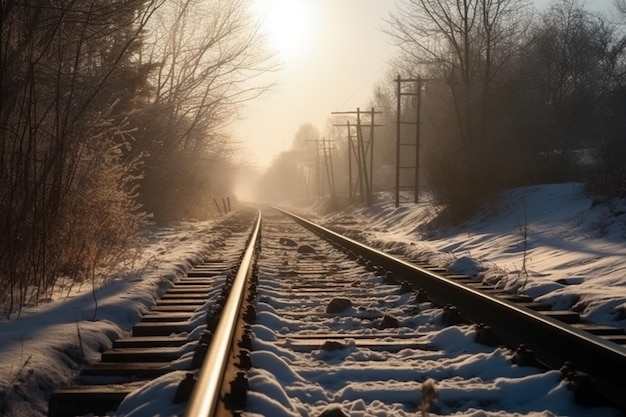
[0,1,156,318]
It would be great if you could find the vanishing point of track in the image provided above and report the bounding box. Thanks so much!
[48,207,626,416]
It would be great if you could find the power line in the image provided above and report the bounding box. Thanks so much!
[334,62,388,110]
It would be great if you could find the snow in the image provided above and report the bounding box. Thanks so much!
[115,371,187,417]
[0,220,223,417]
[319,183,626,331]
[1,182,625,416]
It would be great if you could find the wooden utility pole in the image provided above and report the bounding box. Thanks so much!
[335,121,359,199]
[414,79,422,204]
[332,109,381,205]
[307,136,336,199]
[356,108,369,203]
[395,75,427,207]
[321,137,336,197]
[315,137,321,200]
[395,76,402,208]
[305,137,321,199]
[368,107,375,200]
[347,121,353,198]
[327,137,336,197]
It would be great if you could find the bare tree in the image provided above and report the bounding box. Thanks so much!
[0,0,160,318]
[528,1,608,144]
[584,0,626,197]
[387,0,530,152]
[0,0,273,316]
[131,0,274,219]
[385,0,531,219]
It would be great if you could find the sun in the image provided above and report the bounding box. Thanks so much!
[254,0,317,61]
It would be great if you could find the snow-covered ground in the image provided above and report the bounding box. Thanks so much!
[0,219,226,417]
[1,182,625,416]
[244,212,623,417]
[242,188,626,417]
[312,183,626,332]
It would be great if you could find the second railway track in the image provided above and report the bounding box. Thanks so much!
[244,208,626,416]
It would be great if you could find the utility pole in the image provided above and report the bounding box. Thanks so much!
[414,79,422,204]
[347,121,353,198]
[321,137,336,197]
[332,108,382,205]
[307,136,336,199]
[395,75,428,207]
[336,121,360,199]
[395,76,401,208]
[356,108,370,203]
[368,107,375,200]
[327,137,336,197]
[305,137,320,199]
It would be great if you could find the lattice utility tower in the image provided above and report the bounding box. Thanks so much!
[395,75,429,208]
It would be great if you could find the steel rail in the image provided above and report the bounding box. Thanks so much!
[275,207,626,406]
[185,210,261,417]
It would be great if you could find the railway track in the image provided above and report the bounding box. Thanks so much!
[47,210,259,417]
[47,207,626,416]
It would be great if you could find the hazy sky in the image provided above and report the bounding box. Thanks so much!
[238,0,616,170]
[238,0,396,168]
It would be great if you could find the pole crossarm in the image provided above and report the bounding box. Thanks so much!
[331,111,382,115]
[332,124,384,127]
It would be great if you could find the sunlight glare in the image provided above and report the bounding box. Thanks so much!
[255,0,316,61]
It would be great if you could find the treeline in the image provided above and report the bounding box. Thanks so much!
[0,0,269,318]
[261,0,626,221]
[387,0,626,220]
[258,124,320,202]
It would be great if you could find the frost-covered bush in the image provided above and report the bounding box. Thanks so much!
[0,122,149,319]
